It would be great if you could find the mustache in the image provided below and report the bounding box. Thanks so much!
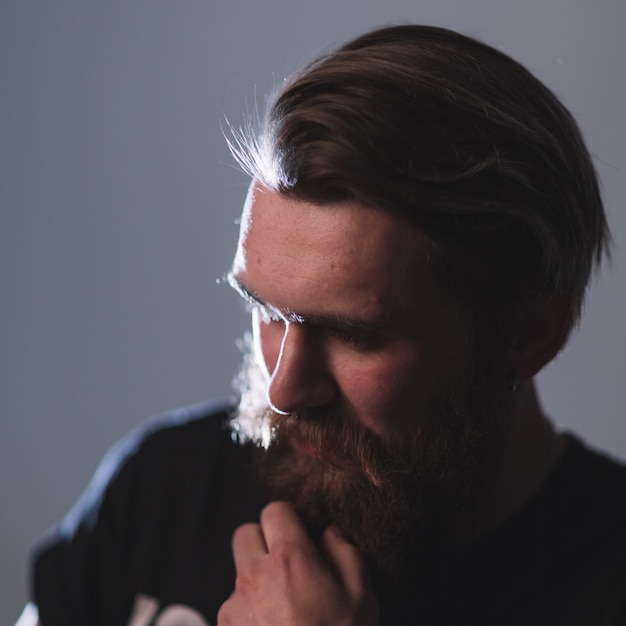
[268,407,419,488]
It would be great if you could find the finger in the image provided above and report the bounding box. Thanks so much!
[232,522,267,571]
[320,525,373,596]
[259,501,312,552]
[217,592,250,626]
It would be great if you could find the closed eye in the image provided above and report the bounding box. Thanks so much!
[327,326,383,350]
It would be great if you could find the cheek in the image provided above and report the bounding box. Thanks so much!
[334,335,469,436]
[337,351,426,433]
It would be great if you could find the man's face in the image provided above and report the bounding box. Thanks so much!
[229,183,505,573]
[231,183,476,442]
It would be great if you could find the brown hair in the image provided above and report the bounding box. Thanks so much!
[229,25,609,326]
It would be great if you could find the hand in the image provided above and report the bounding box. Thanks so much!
[217,501,379,626]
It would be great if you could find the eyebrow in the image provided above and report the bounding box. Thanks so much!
[226,272,389,334]
[226,272,266,309]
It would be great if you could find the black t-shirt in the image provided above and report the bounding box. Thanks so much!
[31,401,626,625]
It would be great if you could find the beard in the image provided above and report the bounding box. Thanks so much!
[230,332,506,579]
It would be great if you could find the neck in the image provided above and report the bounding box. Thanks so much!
[471,379,565,538]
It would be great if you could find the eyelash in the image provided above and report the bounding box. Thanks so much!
[329,328,380,350]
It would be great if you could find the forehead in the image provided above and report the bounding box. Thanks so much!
[233,183,441,322]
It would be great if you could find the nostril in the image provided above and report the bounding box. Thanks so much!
[267,395,291,416]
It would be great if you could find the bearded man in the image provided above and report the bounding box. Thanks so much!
[23,25,626,626]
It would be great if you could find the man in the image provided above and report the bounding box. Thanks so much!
[22,24,626,625]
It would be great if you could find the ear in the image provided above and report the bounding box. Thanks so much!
[507,294,575,380]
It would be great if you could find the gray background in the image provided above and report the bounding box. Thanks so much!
[1,1,624,622]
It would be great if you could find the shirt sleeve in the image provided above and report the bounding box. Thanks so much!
[32,418,150,624]
[30,400,235,626]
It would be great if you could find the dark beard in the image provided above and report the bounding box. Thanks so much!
[230,334,505,580]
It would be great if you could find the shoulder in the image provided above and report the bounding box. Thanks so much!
[31,399,262,624]
[103,397,236,462]
[540,434,626,543]
[553,434,626,513]
[549,436,626,624]
[57,398,242,538]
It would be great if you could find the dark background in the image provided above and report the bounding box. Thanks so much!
[2,1,625,622]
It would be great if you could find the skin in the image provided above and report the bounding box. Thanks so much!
[217,501,379,626]
[230,184,477,439]
[219,182,568,625]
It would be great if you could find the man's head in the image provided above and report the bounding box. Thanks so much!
[227,25,609,575]
[230,24,609,332]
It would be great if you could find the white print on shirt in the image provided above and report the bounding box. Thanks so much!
[128,594,209,626]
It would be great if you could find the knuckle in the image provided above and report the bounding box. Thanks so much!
[265,540,311,587]
[234,563,261,594]
[268,540,300,572]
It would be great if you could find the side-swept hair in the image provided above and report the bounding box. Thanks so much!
[229,24,609,326]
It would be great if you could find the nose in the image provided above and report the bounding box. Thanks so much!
[266,322,336,415]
